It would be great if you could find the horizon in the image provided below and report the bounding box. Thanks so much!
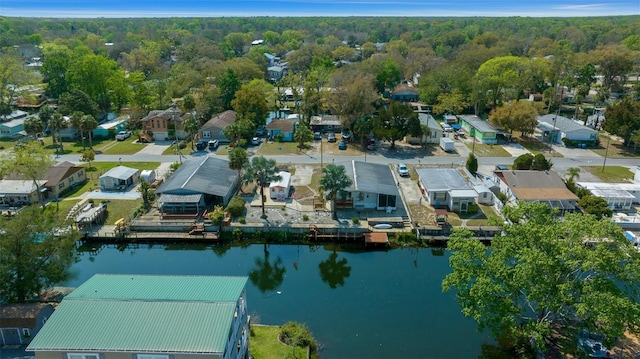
[1,0,639,18]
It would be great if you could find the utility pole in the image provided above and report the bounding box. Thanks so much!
[602,134,611,172]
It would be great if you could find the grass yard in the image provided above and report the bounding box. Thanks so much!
[514,134,561,156]
[47,199,81,222]
[102,199,141,224]
[465,142,512,157]
[256,142,301,155]
[591,134,640,158]
[583,165,634,183]
[250,325,308,359]
[100,139,147,155]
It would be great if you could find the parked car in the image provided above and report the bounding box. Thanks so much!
[397,163,409,177]
[341,129,351,142]
[367,139,376,150]
[338,140,347,150]
[115,131,131,141]
[196,140,208,151]
[327,133,337,142]
[442,124,453,132]
[251,137,261,145]
[314,132,322,140]
[208,140,219,150]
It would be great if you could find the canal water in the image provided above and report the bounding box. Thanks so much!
[67,243,492,358]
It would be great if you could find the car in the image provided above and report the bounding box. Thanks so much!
[338,140,347,150]
[196,140,208,151]
[251,137,261,145]
[208,140,219,150]
[327,133,337,142]
[443,124,453,132]
[313,132,322,140]
[115,131,131,141]
[397,163,409,177]
[341,129,351,142]
[578,330,611,358]
[367,139,376,150]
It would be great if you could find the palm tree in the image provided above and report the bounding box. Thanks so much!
[566,167,581,183]
[243,156,281,219]
[182,116,200,149]
[69,112,85,149]
[23,116,44,138]
[80,115,98,149]
[48,112,67,153]
[319,163,353,220]
[293,122,313,149]
[229,147,248,192]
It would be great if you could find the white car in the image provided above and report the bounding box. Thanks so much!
[397,163,409,177]
[115,131,131,141]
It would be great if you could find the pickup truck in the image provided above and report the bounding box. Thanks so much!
[115,131,132,141]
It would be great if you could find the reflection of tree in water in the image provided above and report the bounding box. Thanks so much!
[248,249,286,294]
[318,251,351,289]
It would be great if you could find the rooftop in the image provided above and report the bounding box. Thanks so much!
[416,168,472,192]
[458,115,497,133]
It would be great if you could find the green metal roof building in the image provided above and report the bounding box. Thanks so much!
[27,275,250,359]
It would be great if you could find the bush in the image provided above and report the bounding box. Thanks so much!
[352,217,359,224]
[208,205,225,225]
[238,217,246,224]
[226,196,246,218]
[302,214,309,221]
[467,204,480,215]
[280,322,317,351]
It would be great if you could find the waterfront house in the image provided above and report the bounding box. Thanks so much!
[536,114,599,145]
[458,115,498,144]
[269,171,291,200]
[266,119,296,142]
[44,161,86,199]
[0,179,45,207]
[156,157,239,213]
[198,110,237,144]
[140,107,189,141]
[339,160,400,211]
[417,168,478,213]
[99,166,139,191]
[0,303,54,345]
[406,113,442,145]
[493,169,579,215]
[27,274,250,359]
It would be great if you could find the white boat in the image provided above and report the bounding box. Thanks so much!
[373,223,392,229]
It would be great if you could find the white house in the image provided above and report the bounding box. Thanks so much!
[577,166,640,210]
[537,114,599,144]
[417,168,478,213]
[269,171,291,200]
[99,166,139,191]
[406,113,442,145]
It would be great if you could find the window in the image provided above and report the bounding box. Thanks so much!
[59,183,65,189]
[137,355,169,359]
[67,353,99,359]
[78,170,83,176]
[202,131,211,138]
[22,328,30,337]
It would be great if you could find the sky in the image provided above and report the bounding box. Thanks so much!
[0,0,639,18]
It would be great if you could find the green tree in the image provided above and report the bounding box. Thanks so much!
[319,164,353,220]
[182,116,200,150]
[328,68,378,129]
[532,153,553,171]
[23,116,44,138]
[223,119,255,146]
[228,147,249,192]
[603,98,640,146]
[512,153,534,170]
[80,148,95,170]
[565,167,581,183]
[473,56,541,108]
[589,45,635,91]
[443,202,640,355]
[578,195,613,219]
[432,91,467,116]
[0,52,39,115]
[318,251,351,289]
[375,58,402,93]
[223,32,251,57]
[219,68,241,110]
[466,153,478,174]
[231,85,269,129]
[243,156,281,219]
[79,114,98,149]
[293,123,313,149]
[58,89,99,119]
[48,112,66,153]
[138,179,155,210]
[373,101,422,149]
[0,206,80,303]
[489,101,540,136]
[0,141,54,205]
[40,44,72,98]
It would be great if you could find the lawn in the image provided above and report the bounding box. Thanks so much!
[583,165,634,183]
[250,325,308,359]
[102,199,141,224]
[256,142,301,155]
[100,139,147,155]
[514,134,561,157]
[465,142,512,157]
[47,199,81,222]
[591,134,640,159]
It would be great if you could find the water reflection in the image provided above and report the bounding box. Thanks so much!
[318,251,351,289]
[248,246,286,294]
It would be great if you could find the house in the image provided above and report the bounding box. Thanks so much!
[140,107,189,141]
[577,166,640,211]
[493,170,579,215]
[266,119,296,142]
[417,168,478,213]
[156,157,239,213]
[44,161,87,199]
[58,116,81,141]
[390,84,419,102]
[27,274,250,359]
[458,115,498,144]
[537,114,599,145]
[267,65,287,83]
[92,115,129,139]
[0,116,27,139]
[406,113,442,145]
[0,303,55,345]
[443,114,458,124]
[0,179,45,207]
[309,115,341,133]
[199,110,237,144]
[269,171,291,200]
[340,160,400,211]
[99,166,139,191]
[264,53,278,66]
[409,102,432,113]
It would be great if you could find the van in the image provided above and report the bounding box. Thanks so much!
[208,140,219,150]
[442,124,453,132]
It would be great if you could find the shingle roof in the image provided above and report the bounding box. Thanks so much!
[266,119,295,132]
[156,157,237,197]
[27,275,248,354]
[45,161,82,187]
[495,170,578,201]
[0,303,53,328]
[140,107,182,122]
[200,110,236,130]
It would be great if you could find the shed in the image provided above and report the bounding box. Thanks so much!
[140,170,156,183]
[99,166,139,191]
[0,303,55,345]
[269,171,291,200]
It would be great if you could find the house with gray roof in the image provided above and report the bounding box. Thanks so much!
[0,179,46,207]
[406,113,443,145]
[417,168,478,213]
[155,157,239,214]
[199,110,236,144]
[44,161,86,199]
[1,303,54,345]
[338,160,401,212]
[458,115,497,144]
[99,166,139,191]
[537,114,599,145]
[27,274,250,359]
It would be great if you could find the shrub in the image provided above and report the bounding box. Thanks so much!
[280,322,317,351]
[281,206,286,211]
[208,205,225,225]
[352,217,359,224]
[238,217,246,224]
[169,162,181,171]
[302,214,309,221]
[226,196,246,218]
[467,204,480,215]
